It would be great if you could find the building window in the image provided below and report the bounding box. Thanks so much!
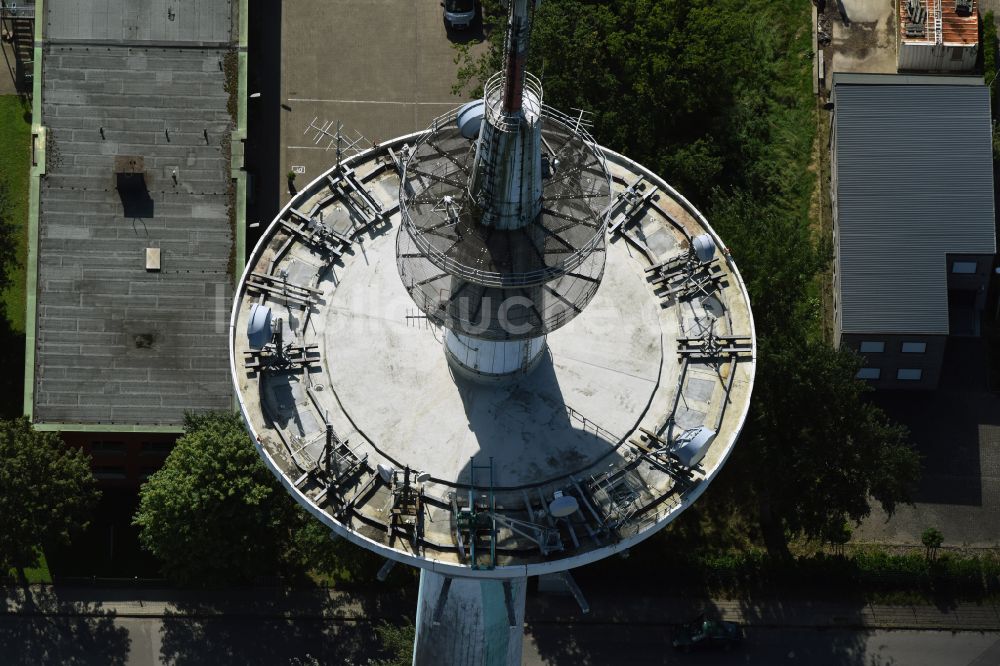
[859,341,885,353]
[90,441,126,455]
[897,368,923,381]
[93,466,127,480]
[952,261,977,274]
[139,467,161,481]
[951,46,965,61]
[856,368,881,380]
[140,442,173,456]
[901,342,927,353]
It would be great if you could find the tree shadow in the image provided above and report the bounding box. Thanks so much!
[524,586,876,665]
[523,502,875,665]
[0,180,24,419]
[0,586,131,665]
[870,338,1000,507]
[47,488,162,580]
[157,587,408,665]
[0,309,24,419]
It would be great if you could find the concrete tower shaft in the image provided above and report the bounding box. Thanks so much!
[397,0,613,382]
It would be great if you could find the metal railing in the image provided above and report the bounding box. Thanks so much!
[400,278,602,340]
[482,71,544,130]
[0,2,35,19]
[398,105,612,289]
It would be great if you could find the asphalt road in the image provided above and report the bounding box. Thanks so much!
[1,612,998,666]
[524,624,1000,666]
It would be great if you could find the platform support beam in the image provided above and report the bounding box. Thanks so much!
[412,570,527,666]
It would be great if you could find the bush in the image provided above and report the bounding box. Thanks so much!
[921,527,944,559]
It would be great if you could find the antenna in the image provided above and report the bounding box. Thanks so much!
[548,491,579,518]
[499,0,538,114]
[303,118,369,167]
[377,463,396,484]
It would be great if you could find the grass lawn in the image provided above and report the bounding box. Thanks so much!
[6,550,53,584]
[0,95,31,334]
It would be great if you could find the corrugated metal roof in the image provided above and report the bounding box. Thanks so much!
[833,74,996,335]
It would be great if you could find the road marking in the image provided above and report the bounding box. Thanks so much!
[288,97,457,106]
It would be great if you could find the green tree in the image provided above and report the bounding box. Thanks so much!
[287,518,388,585]
[921,527,944,560]
[133,411,300,586]
[731,341,920,558]
[0,418,100,573]
[369,618,415,666]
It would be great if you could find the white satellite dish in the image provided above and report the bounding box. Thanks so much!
[548,491,579,518]
[377,463,396,484]
[691,234,717,264]
[246,303,273,349]
[415,471,432,484]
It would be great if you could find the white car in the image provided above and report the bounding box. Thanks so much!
[442,0,476,29]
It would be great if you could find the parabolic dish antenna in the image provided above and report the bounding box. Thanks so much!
[246,303,272,349]
[377,463,396,484]
[548,492,579,518]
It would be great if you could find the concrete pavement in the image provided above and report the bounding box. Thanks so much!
[277,0,487,207]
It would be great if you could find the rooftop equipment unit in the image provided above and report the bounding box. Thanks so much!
[905,0,927,37]
[955,0,973,16]
[673,426,716,468]
[456,100,486,139]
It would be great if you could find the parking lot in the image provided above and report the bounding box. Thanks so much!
[277,0,487,205]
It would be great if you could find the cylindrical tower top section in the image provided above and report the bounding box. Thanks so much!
[500,0,540,116]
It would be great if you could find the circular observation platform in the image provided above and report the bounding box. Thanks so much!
[398,104,612,341]
[230,121,756,578]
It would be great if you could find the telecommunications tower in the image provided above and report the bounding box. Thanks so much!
[231,1,756,663]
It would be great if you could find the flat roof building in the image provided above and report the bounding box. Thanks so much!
[830,72,996,389]
[898,0,979,72]
[25,0,245,482]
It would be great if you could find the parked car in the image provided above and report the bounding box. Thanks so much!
[442,0,476,29]
[672,616,744,652]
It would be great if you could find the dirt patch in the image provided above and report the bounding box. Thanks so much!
[829,0,897,74]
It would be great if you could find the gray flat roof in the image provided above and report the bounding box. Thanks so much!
[833,75,996,336]
[32,1,236,426]
[46,0,232,44]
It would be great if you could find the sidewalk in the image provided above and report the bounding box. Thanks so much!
[531,593,1000,633]
[3,585,1000,633]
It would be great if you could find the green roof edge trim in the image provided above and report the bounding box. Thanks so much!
[23,0,46,423]
[231,0,248,411]
[34,423,184,434]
